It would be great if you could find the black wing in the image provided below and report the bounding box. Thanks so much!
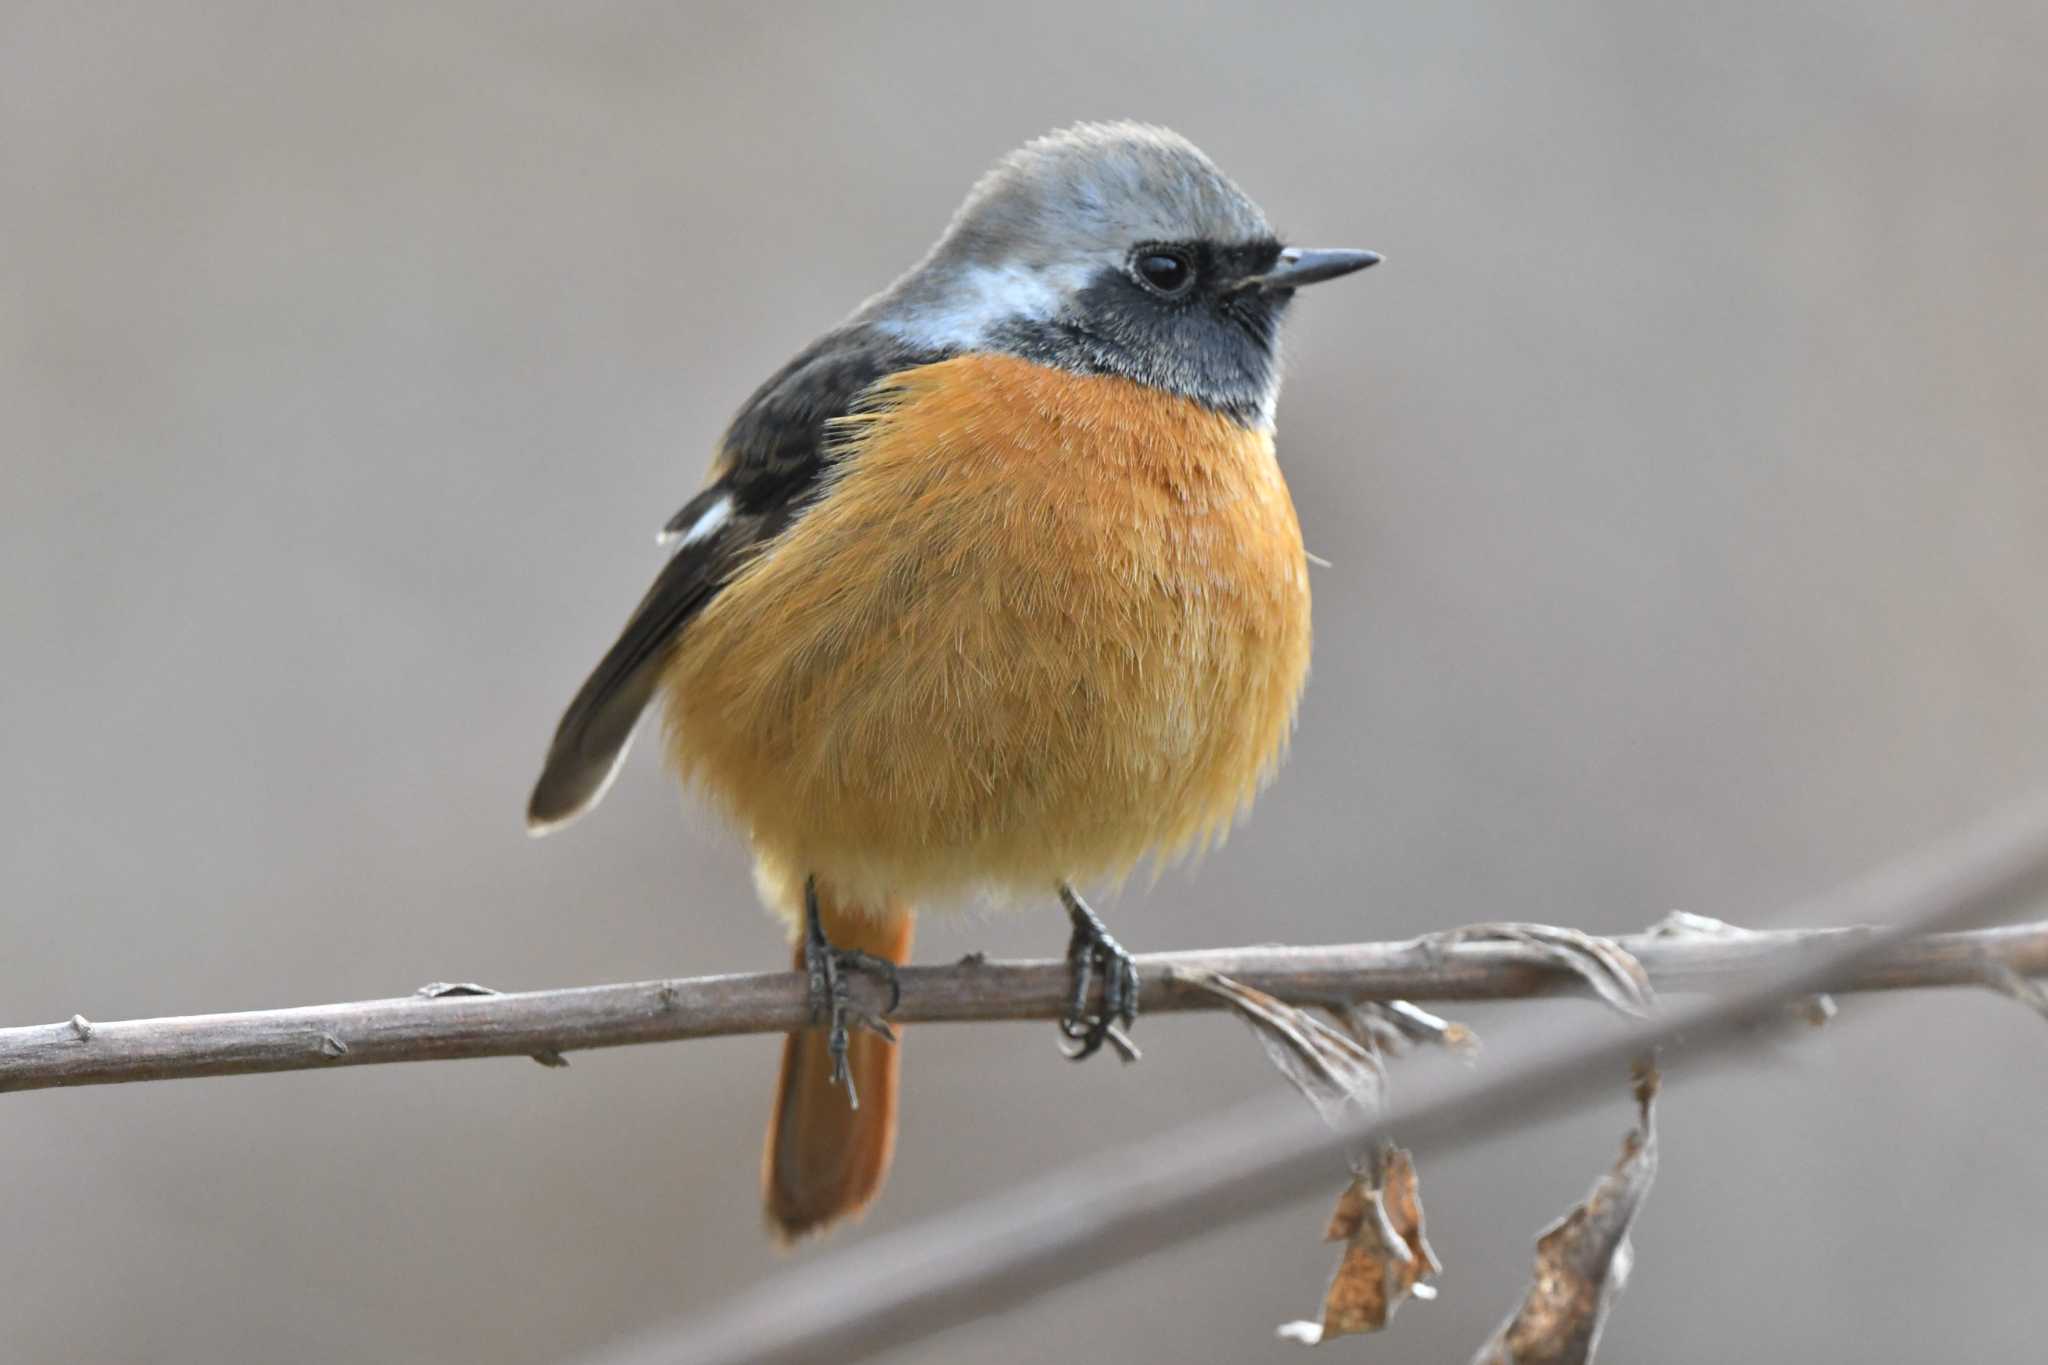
[525,326,944,833]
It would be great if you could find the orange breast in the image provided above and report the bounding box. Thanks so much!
[661,353,1311,910]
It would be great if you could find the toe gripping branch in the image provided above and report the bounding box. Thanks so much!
[802,879,900,1110]
[1059,886,1141,1063]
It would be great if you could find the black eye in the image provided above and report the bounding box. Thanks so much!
[1133,248,1195,297]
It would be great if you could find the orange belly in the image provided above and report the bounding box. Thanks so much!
[660,353,1311,913]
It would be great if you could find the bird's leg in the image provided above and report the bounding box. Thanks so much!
[1058,884,1140,1063]
[802,877,900,1109]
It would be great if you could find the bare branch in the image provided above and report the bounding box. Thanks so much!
[3,920,2047,1094]
[570,792,2048,1365]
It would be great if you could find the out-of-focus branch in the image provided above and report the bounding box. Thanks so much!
[2,918,2046,1093]
[575,793,2048,1365]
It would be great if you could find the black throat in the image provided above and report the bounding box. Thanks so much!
[987,242,1288,427]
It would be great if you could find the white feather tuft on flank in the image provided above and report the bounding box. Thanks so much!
[658,495,733,549]
[524,731,636,837]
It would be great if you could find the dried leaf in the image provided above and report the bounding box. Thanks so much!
[1175,972,1463,1346]
[1278,1145,1442,1344]
[1472,1060,1660,1365]
[1333,999,1481,1059]
[1444,924,1654,1018]
[1168,967,1386,1125]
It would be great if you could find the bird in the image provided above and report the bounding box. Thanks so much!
[527,121,1376,1240]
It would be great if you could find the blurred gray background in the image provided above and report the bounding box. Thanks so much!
[6,3,2046,1361]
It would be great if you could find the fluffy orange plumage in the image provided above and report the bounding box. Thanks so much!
[530,124,1376,1241]
[660,352,1311,929]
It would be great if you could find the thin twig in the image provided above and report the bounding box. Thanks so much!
[2,921,2047,1093]
[570,793,2048,1365]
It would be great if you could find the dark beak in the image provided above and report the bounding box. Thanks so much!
[1241,246,1381,292]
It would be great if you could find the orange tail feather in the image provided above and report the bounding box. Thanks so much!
[763,898,913,1241]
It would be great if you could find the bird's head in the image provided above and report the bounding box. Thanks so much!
[862,121,1378,427]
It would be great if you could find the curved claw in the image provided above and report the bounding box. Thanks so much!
[835,948,902,1013]
[1060,1018,1141,1064]
[1057,886,1142,1064]
[801,878,902,1108]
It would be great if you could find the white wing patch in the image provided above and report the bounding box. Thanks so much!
[661,494,733,549]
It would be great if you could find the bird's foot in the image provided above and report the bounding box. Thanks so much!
[1058,885,1141,1063]
[802,883,899,1110]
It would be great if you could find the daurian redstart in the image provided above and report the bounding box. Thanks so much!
[528,122,1376,1239]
